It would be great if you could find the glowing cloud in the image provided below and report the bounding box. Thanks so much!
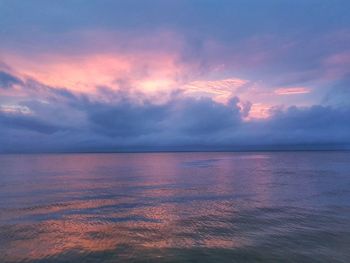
[2,51,186,97]
[274,87,311,95]
[246,103,272,119]
[183,78,248,103]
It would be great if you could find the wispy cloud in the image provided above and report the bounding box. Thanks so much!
[274,87,311,95]
[183,78,248,103]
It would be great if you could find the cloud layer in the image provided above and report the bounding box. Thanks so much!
[1,1,350,152]
[0,70,350,152]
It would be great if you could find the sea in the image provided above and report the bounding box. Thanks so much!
[0,152,349,262]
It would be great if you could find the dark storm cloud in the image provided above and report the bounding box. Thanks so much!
[85,96,244,139]
[254,106,350,146]
[87,100,169,137]
[169,97,242,135]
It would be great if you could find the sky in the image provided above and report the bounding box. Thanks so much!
[1,0,350,152]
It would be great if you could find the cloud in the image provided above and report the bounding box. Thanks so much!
[183,78,248,103]
[1,0,350,152]
[169,97,242,135]
[266,105,350,139]
[0,71,23,89]
[1,77,349,153]
[87,100,169,137]
[274,87,310,95]
[2,1,350,82]
[76,93,244,139]
[0,111,61,134]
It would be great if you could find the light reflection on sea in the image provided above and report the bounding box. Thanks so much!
[0,152,350,262]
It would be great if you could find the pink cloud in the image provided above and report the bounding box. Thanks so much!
[274,87,311,95]
[246,103,272,119]
[183,78,248,103]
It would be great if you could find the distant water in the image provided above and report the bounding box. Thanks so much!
[0,152,350,262]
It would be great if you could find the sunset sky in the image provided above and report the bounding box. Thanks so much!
[1,0,350,152]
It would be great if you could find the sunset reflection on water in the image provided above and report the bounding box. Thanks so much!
[1,152,350,262]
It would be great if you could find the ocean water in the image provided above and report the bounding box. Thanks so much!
[0,152,349,262]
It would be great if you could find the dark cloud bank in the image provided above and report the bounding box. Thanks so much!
[1,72,350,153]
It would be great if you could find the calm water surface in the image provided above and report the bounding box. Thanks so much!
[0,152,350,262]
